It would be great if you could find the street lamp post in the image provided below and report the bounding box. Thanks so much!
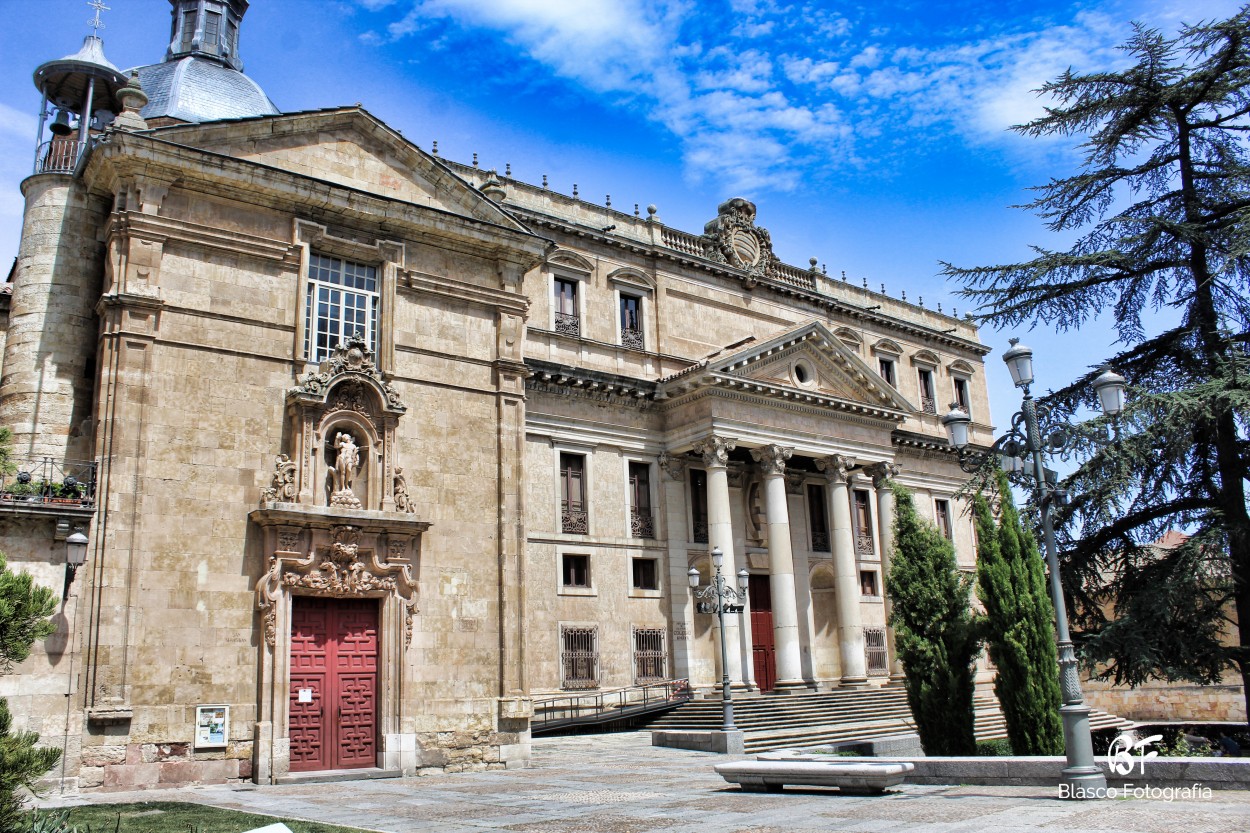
[942,338,1125,797]
[688,547,750,732]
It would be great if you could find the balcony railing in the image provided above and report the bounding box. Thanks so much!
[0,457,97,507]
[811,531,830,552]
[620,327,644,350]
[562,508,588,535]
[630,507,655,539]
[921,395,937,415]
[856,532,875,556]
[554,312,580,337]
[692,518,709,544]
[35,138,89,175]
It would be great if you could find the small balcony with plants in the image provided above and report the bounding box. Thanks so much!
[0,456,97,511]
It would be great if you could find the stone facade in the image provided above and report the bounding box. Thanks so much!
[3,12,996,792]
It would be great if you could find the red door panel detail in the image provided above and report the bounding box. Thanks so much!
[289,597,379,772]
[748,575,777,692]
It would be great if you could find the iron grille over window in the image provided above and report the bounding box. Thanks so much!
[918,368,937,414]
[620,295,643,349]
[304,254,378,363]
[807,484,830,552]
[628,462,654,538]
[560,453,587,534]
[633,628,666,684]
[554,278,579,336]
[854,490,874,555]
[690,469,709,544]
[561,626,599,689]
[864,627,889,675]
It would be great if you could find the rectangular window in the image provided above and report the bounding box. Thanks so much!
[203,11,221,54]
[878,357,896,387]
[561,553,590,588]
[226,19,239,55]
[690,469,709,544]
[953,377,970,412]
[633,628,666,684]
[628,462,654,538]
[632,557,659,591]
[554,278,579,336]
[864,627,889,675]
[304,253,378,363]
[180,10,196,49]
[807,484,830,552]
[560,626,599,689]
[853,489,874,555]
[560,453,587,534]
[918,368,936,414]
[620,295,643,350]
[860,570,878,596]
[935,499,953,540]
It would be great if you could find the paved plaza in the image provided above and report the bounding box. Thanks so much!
[41,732,1250,832]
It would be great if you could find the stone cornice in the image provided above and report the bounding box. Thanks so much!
[104,211,296,264]
[658,371,907,423]
[524,359,656,409]
[401,268,529,316]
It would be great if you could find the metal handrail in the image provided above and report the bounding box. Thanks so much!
[35,139,89,175]
[0,457,98,506]
[531,678,693,734]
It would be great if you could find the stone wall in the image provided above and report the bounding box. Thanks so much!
[1083,679,1247,723]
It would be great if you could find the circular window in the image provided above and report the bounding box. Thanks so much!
[793,360,816,388]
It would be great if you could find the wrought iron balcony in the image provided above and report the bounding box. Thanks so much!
[0,457,97,507]
[921,395,937,415]
[554,312,580,337]
[620,327,644,350]
[692,519,709,544]
[630,507,655,539]
[811,531,830,552]
[856,532,875,556]
[562,508,588,535]
[35,138,90,175]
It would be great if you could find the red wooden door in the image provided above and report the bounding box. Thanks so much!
[748,575,776,693]
[289,597,379,772]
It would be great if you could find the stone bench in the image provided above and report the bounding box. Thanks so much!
[714,760,915,794]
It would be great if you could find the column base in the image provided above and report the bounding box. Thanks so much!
[838,675,871,689]
[769,679,813,694]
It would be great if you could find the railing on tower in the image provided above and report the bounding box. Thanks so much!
[34,138,90,175]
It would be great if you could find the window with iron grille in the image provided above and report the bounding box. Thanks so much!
[632,557,659,591]
[935,499,953,540]
[853,489,874,555]
[554,278,579,337]
[304,253,378,363]
[917,367,936,414]
[561,626,599,689]
[560,453,587,534]
[690,469,708,544]
[953,377,970,413]
[807,484,830,552]
[620,294,643,350]
[633,628,666,684]
[629,461,654,538]
[864,627,889,675]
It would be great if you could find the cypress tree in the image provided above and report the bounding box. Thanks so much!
[0,551,60,830]
[974,471,1064,755]
[886,482,979,756]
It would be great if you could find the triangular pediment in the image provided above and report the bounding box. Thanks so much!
[674,320,914,414]
[144,107,528,232]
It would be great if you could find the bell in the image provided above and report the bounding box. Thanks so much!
[49,110,72,136]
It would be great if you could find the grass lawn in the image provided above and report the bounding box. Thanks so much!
[60,801,375,833]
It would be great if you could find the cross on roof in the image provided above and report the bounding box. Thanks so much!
[87,0,109,34]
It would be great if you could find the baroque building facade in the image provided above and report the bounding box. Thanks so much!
[1,1,993,790]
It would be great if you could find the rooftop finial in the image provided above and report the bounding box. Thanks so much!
[88,0,109,34]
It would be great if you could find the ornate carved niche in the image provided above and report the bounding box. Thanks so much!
[252,509,430,648]
[280,334,408,511]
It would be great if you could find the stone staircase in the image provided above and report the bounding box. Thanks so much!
[643,686,1133,753]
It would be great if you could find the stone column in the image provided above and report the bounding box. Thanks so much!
[868,461,906,682]
[816,454,868,687]
[692,435,743,688]
[750,444,806,691]
[658,452,696,683]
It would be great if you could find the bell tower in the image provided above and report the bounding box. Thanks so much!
[166,0,249,71]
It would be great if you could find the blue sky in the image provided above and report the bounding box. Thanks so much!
[0,0,1240,432]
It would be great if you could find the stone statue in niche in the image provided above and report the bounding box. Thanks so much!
[330,431,363,509]
[394,466,415,514]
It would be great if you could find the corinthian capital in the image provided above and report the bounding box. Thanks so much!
[865,461,901,490]
[692,435,736,468]
[750,444,793,476]
[815,454,855,483]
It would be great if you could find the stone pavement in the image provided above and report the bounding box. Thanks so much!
[40,732,1250,832]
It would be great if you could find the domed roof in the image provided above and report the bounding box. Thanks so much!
[130,55,278,123]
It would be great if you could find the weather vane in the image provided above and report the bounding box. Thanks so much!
[88,0,110,34]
